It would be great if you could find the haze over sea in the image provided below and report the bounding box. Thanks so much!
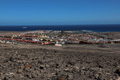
[0,24,120,32]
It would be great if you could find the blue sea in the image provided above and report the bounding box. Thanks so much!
[0,24,120,32]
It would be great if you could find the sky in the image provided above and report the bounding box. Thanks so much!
[0,0,120,25]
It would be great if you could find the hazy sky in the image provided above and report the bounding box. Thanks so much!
[0,0,120,25]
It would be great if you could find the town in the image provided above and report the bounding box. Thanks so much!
[0,30,120,46]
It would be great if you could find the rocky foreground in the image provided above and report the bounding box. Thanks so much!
[0,44,120,80]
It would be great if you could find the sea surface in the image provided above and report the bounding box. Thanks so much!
[0,24,120,32]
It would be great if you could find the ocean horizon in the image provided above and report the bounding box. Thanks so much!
[0,24,120,32]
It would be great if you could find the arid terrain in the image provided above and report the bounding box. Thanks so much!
[0,43,120,80]
[0,32,120,80]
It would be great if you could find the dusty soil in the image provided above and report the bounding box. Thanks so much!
[0,43,120,80]
[0,31,24,36]
[0,31,120,80]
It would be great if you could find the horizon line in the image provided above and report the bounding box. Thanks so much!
[0,24,120,26]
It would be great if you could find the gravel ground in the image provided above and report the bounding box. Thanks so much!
[0,43,120,80]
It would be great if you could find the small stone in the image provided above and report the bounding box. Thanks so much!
[40,66,44,69]
[56,63,59,68]
[45,64,50,68]
[21,66,25,69]
[54,51,57,53]
[3,77,8,80]
[61,77,65,80]
[9,57,14,62]
[94,73,99,79]
[64,68,73,72]
[8,72,15,77]
[74,66,80,72]
[25,65,32,70]
[32,73,37,78]
[26,74,32,79]
[68,60,76,65]
[98,64,103,68]
[115,68,120,75]
[82,66,85,69]
[17,69,23,74]
[117,77,120,80]
[67,74,73,80]
[52,73,56,76]
[38,60,43,64]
